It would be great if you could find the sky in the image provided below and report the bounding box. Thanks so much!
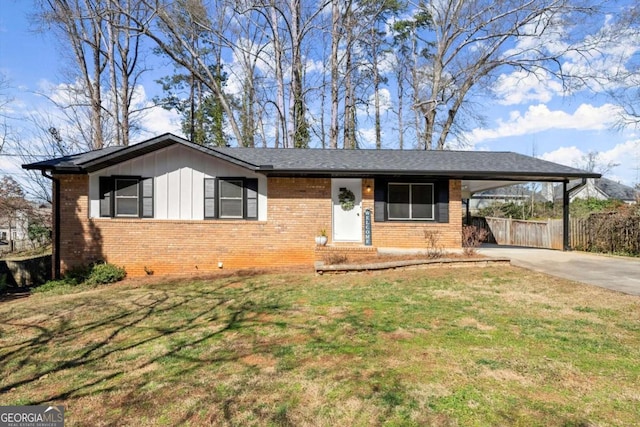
[1,0,639,192]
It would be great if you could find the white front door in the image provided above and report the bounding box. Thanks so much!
[332,178,362,242]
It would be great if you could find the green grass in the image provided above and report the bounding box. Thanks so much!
[1,266,639,426]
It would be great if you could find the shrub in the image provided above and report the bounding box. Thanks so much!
[423,230,444,259]
[462,225,489,256]
[32,278,79,294]
[87,262,126,285]
[322,253,349,265]
[33,262,126,294]
[585,209,640,256]
[570,197,623,219]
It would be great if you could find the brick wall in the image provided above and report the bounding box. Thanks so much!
[364,179,463,250]
[55,175,462,277]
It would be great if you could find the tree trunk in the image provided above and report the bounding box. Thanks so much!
[269,2,286,148]
[329,0,340,149]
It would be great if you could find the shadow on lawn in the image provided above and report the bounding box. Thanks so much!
[0,276,300,415]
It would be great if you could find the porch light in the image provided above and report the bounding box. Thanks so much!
[366,184,372,193]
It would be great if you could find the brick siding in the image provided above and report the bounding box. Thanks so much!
[55,174,462,277]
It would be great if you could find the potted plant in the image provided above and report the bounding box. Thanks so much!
[315,229,328,246]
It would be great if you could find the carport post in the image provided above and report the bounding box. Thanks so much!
[563,180,569,251]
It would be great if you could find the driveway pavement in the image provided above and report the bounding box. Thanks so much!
[478,244,640,296]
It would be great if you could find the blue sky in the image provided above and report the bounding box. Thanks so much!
[1,0,639,188]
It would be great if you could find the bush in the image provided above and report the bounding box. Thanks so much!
[462,225,489,256]
[32,278,80,294]
[87,262,126,285]
[570,198,623,219]
[322,253,348,265]
[33,262,126,294]
[584,209,640,256]
[424,230,444,259]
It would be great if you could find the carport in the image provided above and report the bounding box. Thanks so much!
[460,171,600,250]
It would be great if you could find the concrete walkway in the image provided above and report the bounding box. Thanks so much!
[478,244,640,296]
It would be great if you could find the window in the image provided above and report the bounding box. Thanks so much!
[387,183,434,220]
[99,176,153,218]
[115,179,139,217]
[219,179,243,218]
[204,178,258,220]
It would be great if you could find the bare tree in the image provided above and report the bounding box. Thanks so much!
[357,0,404,149]
[577,151,620,176]
[401,0,599,150]
[39,0,106,149]
[594,3,640,129]
[329,0,341,149]
[0,73,13,154]
[392,6,431,148]
[35,0,149,149]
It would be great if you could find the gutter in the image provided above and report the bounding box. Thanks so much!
[40,170,61,279]
[568,178,588,197]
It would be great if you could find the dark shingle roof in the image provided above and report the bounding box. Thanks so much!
[22,132,599,181]
[595,177,638,201]
[212,147,595,179]
[22,146,125,173]
[553,177,638,201]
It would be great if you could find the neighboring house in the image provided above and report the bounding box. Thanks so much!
[23,133,598,277]
[0,212,29,243]
[552,178,639,204]
[468,185,546,213]
[0,203,51,253]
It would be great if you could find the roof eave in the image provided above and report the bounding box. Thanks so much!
[21,163,85,173]
[257,167,601,181]
[79,133,260,173]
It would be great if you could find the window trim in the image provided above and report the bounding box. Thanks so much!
[387,182,435,221]
[99,176,154,219]
[204,177,259,220]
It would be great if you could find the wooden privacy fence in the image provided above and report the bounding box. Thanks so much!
[570,213,640,255]
[471,217,564,250]
[472,215,639,252]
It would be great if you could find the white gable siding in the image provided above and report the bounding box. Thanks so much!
[88,144,267,220]
[570,180,608,202]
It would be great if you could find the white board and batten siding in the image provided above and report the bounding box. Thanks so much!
[88,144,267,221]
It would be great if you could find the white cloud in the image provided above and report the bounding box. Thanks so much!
[542,138,640,185]
[540,146,585,168]
[466,103,621,144]
[358,127,376,149]
[493,69,564,105]
[137,104,182,139]
[357,88,393,119]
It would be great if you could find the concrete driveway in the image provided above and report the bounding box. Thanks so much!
[478,244,640,296]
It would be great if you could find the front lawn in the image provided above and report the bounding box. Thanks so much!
[1,267,638,426]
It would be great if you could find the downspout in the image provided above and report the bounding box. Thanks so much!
[41,170,61,279]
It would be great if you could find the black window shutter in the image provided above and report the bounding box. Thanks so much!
[204,178,217,219]
[244,178,259,219]
[374,178,387,222]
[436,181,449,223]
[99,177,114,217]
[140,178,154,218]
